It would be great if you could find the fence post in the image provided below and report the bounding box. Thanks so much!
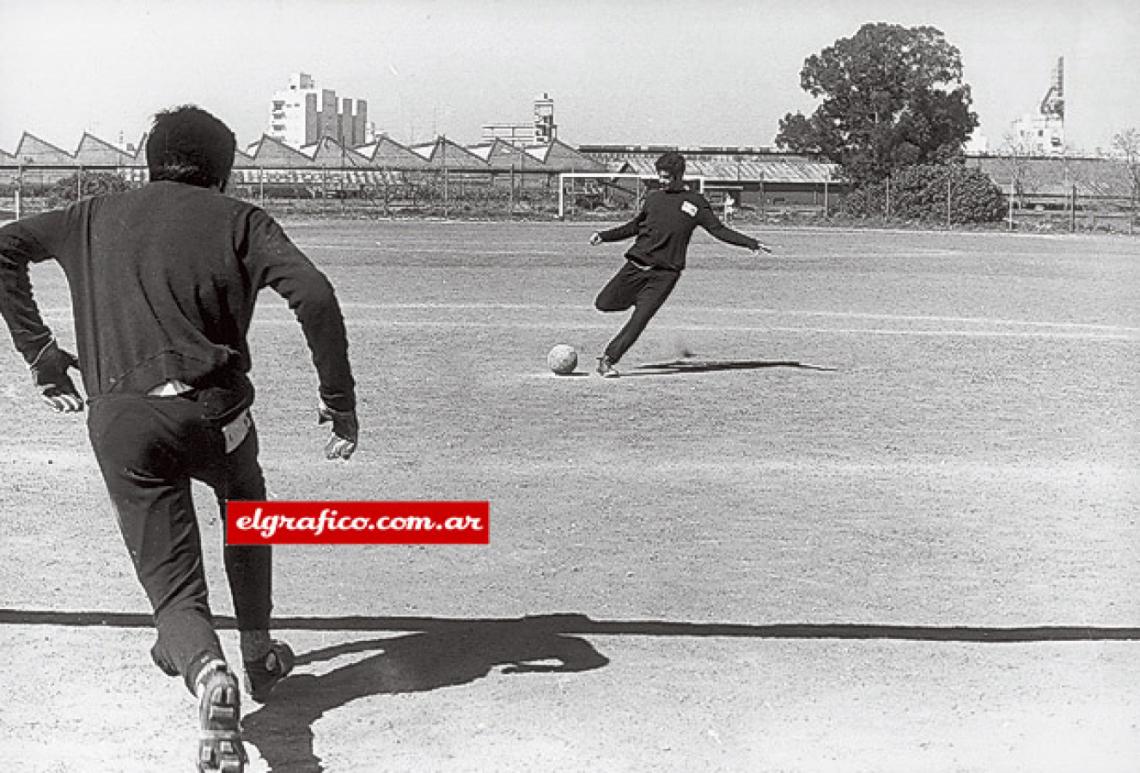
[823,177,829,218]
[1070,184,1077,233]
[14,164,22,220]
[441,135,449,219]
[1008,180,1014,231]
[77,165,84,202]
[946,173,951,228]
[885,175,891,219]
[383,167,392,217]
[1131,181,1136,236]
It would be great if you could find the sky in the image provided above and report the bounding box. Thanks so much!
[1,0,1139,156]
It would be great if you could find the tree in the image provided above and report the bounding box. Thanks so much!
[995,130,1038,209]
[1111,128,1140,234]
[45,171,130,208]
[843,164,1003,224]
[776,23,979,186]
[1111,129,1140,186]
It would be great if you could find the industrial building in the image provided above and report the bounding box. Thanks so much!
[3,56,1132,220]
[576,144,843,210]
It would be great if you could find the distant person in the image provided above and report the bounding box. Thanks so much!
[588,151,771,377]
[0,105,359,772]
[723,193,736,223]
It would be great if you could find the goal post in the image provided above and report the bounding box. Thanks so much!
[557,172,707,219]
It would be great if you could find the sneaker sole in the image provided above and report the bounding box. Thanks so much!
[198,676,247,773]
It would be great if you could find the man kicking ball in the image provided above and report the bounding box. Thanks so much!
[589,151,771,377]
[0,105,358,772]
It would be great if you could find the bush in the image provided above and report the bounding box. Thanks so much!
[45,172,130,208]
[844,164,1004,224]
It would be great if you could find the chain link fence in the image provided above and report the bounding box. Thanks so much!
[0,165,845,225]
[832,171,1139,234]
[0,165,575,221]
[3,164,1136,233]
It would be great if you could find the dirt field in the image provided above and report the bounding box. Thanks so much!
[1,221,1137,772]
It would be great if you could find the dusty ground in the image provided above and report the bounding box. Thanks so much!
[0,222,1137,771]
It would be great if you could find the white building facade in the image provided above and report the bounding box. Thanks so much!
[481,93,558,146]
[267,73,371,148]
[1009,57,1065,156]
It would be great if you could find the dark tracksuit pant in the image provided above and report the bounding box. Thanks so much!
[87,381,271,692]
[594,261,681,363]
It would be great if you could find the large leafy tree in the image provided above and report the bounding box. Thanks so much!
[776,23,979,185]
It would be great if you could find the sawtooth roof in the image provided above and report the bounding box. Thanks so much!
[13,133,75,165]
[74,133,135,165]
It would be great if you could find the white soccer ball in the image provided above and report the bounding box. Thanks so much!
[547,344,578,375]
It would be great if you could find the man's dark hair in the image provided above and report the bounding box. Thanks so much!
[146,105,236,189]
[654,151,686,181]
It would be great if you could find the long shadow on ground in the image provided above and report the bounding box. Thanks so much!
[242,615,609,772]
[10,609,1138,642]
[627,357,837,376]
[4,610,1139,771]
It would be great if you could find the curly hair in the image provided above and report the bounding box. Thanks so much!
[145,105,236,189]
[654,151,686,182]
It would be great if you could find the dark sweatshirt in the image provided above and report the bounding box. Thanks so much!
[597,184,759,271]
[0,181,355,411]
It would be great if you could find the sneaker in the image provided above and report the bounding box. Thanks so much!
[197,664,247,773]
[243,640,295,704]
[596,356,620,378]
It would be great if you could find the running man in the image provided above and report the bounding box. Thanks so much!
[589,151,771,377]
[0,105,359,772]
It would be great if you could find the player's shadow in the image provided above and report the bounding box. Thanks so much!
[627,357,837,377]
[241,613,609,773]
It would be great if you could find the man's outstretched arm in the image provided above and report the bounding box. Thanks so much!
[0,217,84,412]
[695,200,772,254]
[589,208,646,245]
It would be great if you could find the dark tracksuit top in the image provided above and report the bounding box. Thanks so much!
[593,184,759,364]
[0,181,355,412]
[597,184,759,269]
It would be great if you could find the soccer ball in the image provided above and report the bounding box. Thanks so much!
[546,344,578,375]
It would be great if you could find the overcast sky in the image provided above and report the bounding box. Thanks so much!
[1,0,1138,155]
